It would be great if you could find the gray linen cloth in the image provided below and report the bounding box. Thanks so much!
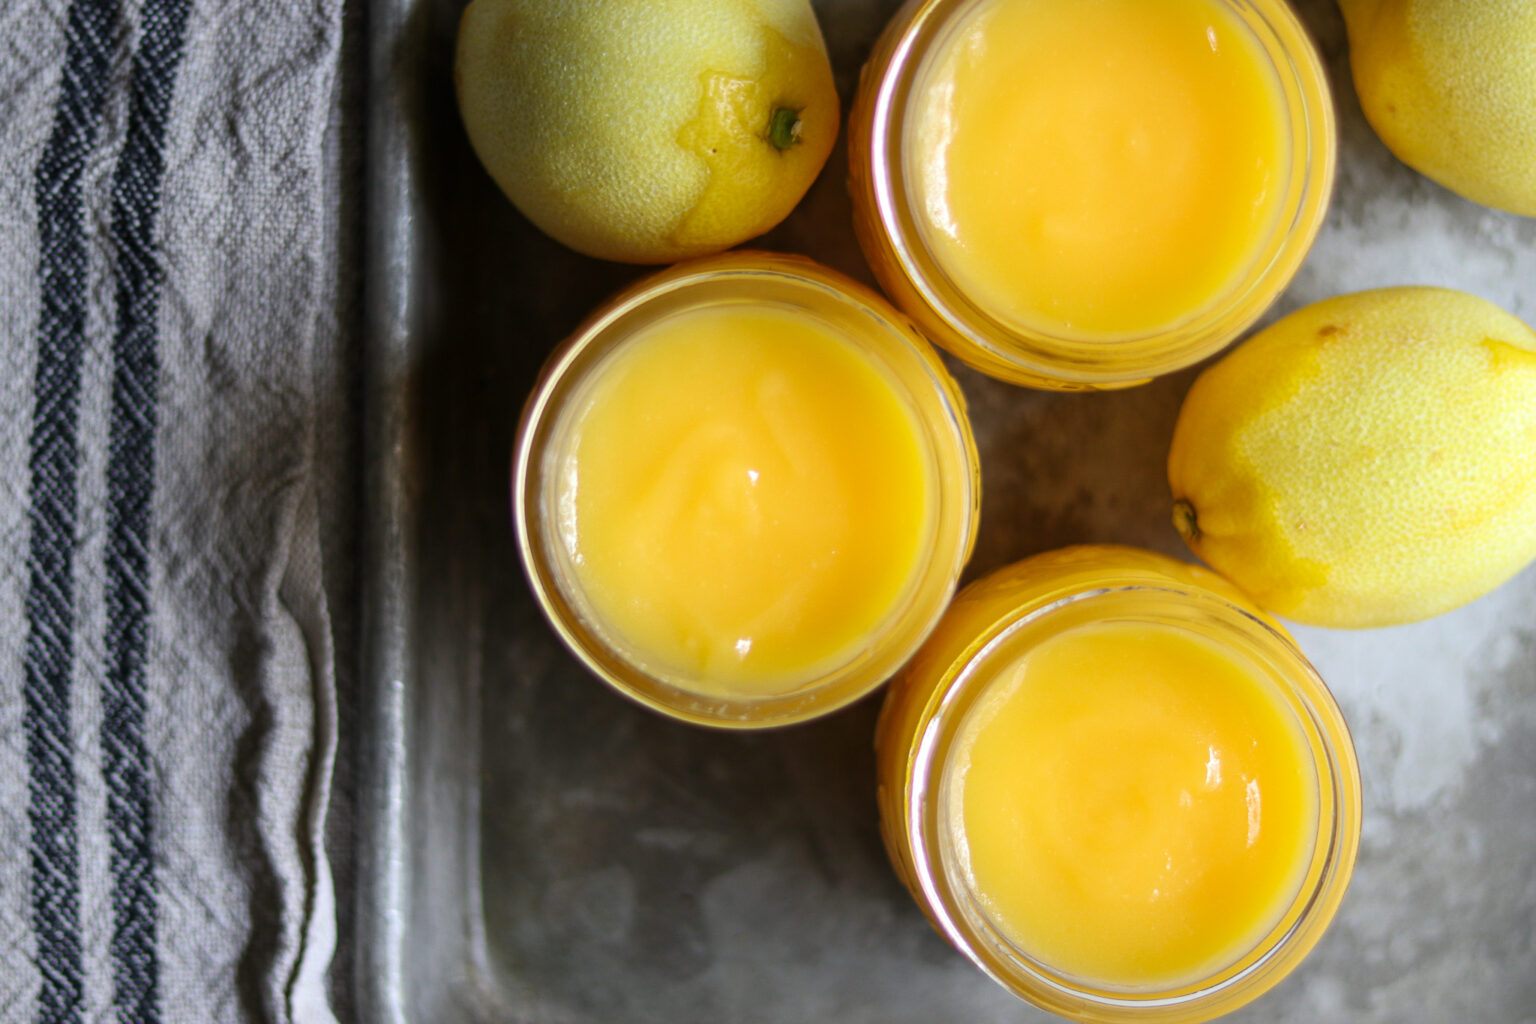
[1,0,351,1020]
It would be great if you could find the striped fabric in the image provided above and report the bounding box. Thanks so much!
[100,2,194,1021]
[28,2,188,1020]
[1,0,348,1020]
[22,0,108,1015]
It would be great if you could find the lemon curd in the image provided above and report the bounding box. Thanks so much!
[912,0,1286,337]
[876,547,1360,1020]
[849,0,1335,387]
[561,304,930,694]
[952,621,1316,988]
[516,253,979,727]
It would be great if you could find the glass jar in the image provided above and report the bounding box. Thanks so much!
[514,251,981,728]
[876,546,1361,1021]
[848,0,1336,390]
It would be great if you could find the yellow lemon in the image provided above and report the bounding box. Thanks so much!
[1342,0,1536,216]
[456,0,838,264]
[1168,287,1536,628]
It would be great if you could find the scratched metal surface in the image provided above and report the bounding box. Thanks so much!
[356,1,1536,1021]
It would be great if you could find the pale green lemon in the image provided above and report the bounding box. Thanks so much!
[456,0,838,263]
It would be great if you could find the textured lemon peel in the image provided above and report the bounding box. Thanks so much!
[455,0,835,263]
[1344,0,1536,216]
[1170,288,1536,628]
[1171,324,1332,618]
[671,21,836,252]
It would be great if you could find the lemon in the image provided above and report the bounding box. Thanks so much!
[1341,0,1536,216]
[455,0,838,264]
[1168,287,1536,628]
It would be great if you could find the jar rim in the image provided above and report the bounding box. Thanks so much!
[851,0,1337,388]
[512,251,981,728]
[902,576,1362,1021]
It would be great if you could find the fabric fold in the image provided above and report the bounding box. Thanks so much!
[1,0,350,1021]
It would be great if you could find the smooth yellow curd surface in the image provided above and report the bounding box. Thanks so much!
[558,303,932,696]
[910,0,1288,337]
[951,620,1317,987]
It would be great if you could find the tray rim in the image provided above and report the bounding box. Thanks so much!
[357,0,420,1015]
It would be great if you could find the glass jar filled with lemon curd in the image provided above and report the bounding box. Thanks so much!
[849,0,1336,389]
[514,252,980,728]
[876,546,1360,1022]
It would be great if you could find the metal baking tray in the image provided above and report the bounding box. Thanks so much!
[357,0,1536,1020]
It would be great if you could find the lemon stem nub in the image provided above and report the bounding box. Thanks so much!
[769,107,802,151]
[1173,499,1202,542]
